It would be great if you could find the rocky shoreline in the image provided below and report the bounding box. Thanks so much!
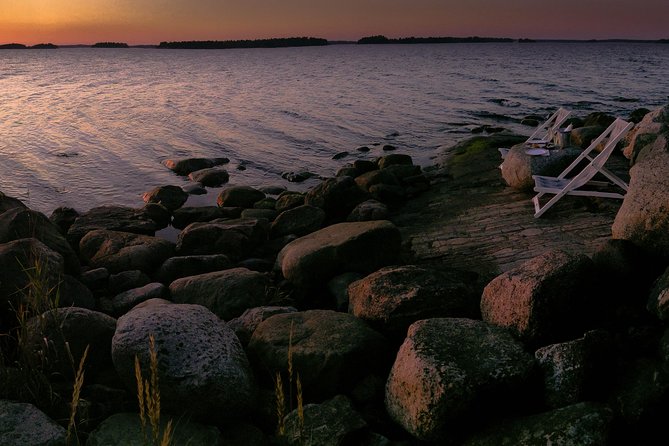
[1,104,669,445]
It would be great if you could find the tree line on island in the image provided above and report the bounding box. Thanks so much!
[2,36,668,50]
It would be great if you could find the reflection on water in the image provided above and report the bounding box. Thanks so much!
[0,43,667,214]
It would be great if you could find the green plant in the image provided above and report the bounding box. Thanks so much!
[135,334,174,446]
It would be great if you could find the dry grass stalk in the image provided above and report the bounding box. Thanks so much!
[134,333,173,446]
[66,345,89,445]
[275,371,286,436]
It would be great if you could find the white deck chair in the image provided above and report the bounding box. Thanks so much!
[526,107,572,144]
[531,117,634,218]
[498,108,571,160]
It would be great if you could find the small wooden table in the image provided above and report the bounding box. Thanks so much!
[500,143,582,192]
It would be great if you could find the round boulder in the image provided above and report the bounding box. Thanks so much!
[112,299,256,419]
[348,265,478,338]
[385,318,536,441]
[248,310,388,400]
[170,267,270,321]
[217,186,266,208]
[142,185,189,211]
[270,205,325,238]
[188,167,230,187]
[0,400,67,446]
[304,176,370,223]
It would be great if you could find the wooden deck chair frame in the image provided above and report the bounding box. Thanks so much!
[498,108,571,161]
[531,117,634,218]
[527,107,572,143]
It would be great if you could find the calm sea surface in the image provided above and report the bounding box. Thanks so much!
[1,43,667,214]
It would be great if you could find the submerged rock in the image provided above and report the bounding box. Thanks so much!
[142,185,189,211]
[163,157,229,176]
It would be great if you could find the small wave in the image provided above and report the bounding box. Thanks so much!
[488,98,521,108]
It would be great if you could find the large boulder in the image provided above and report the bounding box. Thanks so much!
[0,400,67,446]
[0,207,79,274]
[248,310,388,400]
[612,131,669,258]
[270,205,325,238]
[227,306,298,346]
[462,402,613,446]
[24,307,116,380]
[275,220,401,291]
[385,318,536,442]
[480,249,596,347]
[0,190,27,214]
[621,104,669,162]
[142,185,188,211]
[79,229,175,274]
[112,299,256,419]
[348,265,478,338]
[86,412,222,446]
[67,206,157,247]
[156,254,232,284]
[500,146,582,191]
[170,268,269,321]
[282,395,368,446]
[176,218,269,259]
[111,283,169,317]
[0,238,64,324]
[305,176,370,223]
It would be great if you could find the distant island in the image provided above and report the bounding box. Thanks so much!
[158,37,328,49]
[357,35,514,44]
[0,43,58,49]
[92,42,130,48]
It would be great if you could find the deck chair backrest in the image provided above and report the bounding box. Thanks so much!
[557,117,634,183]
[527,107,571,142]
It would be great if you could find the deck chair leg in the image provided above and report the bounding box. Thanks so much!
[533,190,569,218]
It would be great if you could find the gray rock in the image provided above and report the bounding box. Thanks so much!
[170,268,269,321]
[0,190,27,214]
[275,220,401,291]
[67,206,157,247]
[59,274,96,309]
[112,283,169,316]
[182,182,208,195]
[462,402,613,446]
[80,229,175,274]
[86,412,222,446]
[622,104,669,162]
[613,119,669,257]
[80,267,110,291]
[271,205,325,238]
[500,145,582,191]
[49,206,79,235]
[348,265,478,338]
[0,238,64,317]
[253,197,277,210]
[142,185,189,211]
[377,153,413,169]
[171,206,240,229]
[112,299,256,419]
[188,167,230,187]
[0,400,67,446]
[535,336,589,408]
[25,307,116,380]
[240,208,277,220]
[248,310,388,400]
[0,207,80,274]
[480,249,595,346]
[259,185,287,196]
[305,176,370,223]
[227,305,298,346]
[156,254,232,284]
[108,270,151,295]
[141,202,170,229]
[570,125,606,149]
[354,169,400,193]
[283,395,368,446]
[176,218,269,259]
[163,157,229,176]
[385,318,536,441]
[347,199,389,222]
[368,183,406,208]
[275,192,305,213]
[217,186,266,208]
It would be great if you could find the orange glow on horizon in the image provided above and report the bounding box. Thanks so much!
[1,0,668,46]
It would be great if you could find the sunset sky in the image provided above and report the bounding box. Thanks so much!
[1,0,667,45]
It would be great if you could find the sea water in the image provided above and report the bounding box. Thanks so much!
[1,42,667,214]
